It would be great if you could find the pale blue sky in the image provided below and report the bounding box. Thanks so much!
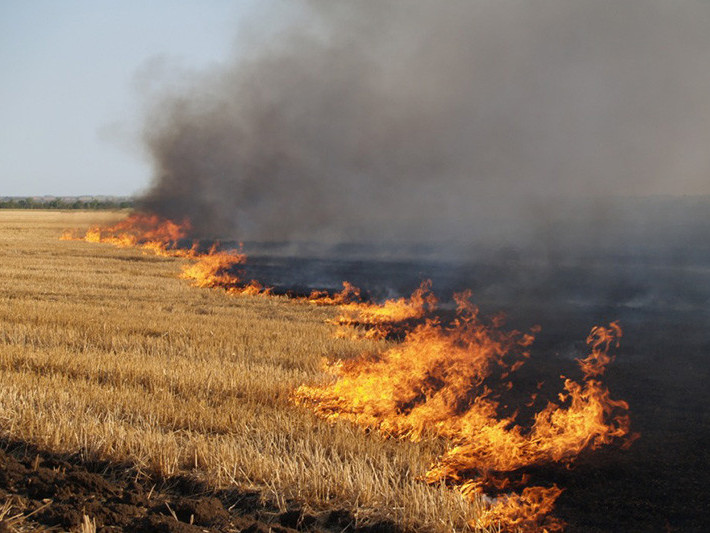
[0,0,261,196]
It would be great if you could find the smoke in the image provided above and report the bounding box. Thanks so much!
[139,0,710,251]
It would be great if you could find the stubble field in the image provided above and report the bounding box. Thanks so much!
[0,210,478,532]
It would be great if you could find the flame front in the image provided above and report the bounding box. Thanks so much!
[294,293,633,531]
[64,213,635,531]
[180,246,268,296]
[333,280,438,340]
[308,281,364,305]
[62,213,191,255]
[64,213,267,294]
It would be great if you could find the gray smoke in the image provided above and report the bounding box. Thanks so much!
[139,0,710,252]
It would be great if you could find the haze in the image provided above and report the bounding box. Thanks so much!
[3,0,710,251]
[140,1,710,247]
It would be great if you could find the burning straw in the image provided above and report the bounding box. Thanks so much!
[294,297,634,531]
[63,212,636,531]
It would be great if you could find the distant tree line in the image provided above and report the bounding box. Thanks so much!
[0,197,135,210]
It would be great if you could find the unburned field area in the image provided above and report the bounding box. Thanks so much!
[0,210,475,532]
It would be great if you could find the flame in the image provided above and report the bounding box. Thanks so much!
[309,280,437,339]
[62,213,194,257]
[64,213,635,529]
[577,321,622,377]
[334,280,438,339]
[308,281,364,305]
[179,246,269,296]
[468,485,564,532]
[294,295,633,531]
[64,212,268,294]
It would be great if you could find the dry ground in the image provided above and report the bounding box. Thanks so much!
[0,210,479,532]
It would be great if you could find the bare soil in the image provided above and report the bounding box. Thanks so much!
[0,438,398,533]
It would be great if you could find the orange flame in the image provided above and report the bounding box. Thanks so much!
[578,321,622,378]
[294,294,633,531]
[179,246,269,296]
[63,213,268,295]
[334,280,438,339]
[62,213,195,257]
[308,281,363,305]
[468,485,564,532]
[64,213,635,529]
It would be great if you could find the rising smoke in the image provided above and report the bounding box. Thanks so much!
[139,0,710,253]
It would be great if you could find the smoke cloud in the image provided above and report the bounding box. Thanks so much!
[139,0,710,251]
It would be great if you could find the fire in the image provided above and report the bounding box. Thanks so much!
[61,213,194,257]
[63,212,268,295]
[294,294,633,531]
[64,212,635,530]
[468,485,564,532]
[179,246,269,296]
[308,280,437,339]
[333,279,438,339]
[308,281,363,305]
[578,322,622,377]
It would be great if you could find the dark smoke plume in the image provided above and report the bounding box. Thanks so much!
[139,0,710,252]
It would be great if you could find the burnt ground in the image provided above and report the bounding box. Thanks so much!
[236,247,710,532]
[0,437,399,533]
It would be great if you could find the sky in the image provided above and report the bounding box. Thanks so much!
[0,0,261,197]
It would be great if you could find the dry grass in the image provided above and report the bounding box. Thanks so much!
[0,495,53,532]
[0,210,483,532]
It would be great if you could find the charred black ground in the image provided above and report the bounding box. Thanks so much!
[135,193,710,531]
[228,228,710,532]
[129,1,710,529]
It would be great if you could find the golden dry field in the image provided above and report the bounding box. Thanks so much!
[0,210,479,532]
